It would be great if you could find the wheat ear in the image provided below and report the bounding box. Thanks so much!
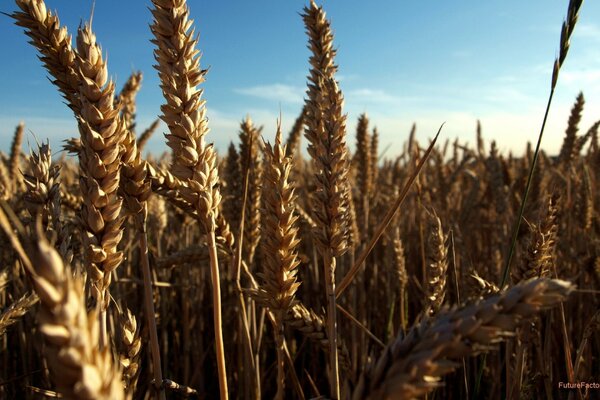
[285,106,306,158]
[74,23,126,347]
[425,210,448,315]
[253,125,301,399]
[150,1,227,397]
[11,0,79,108]
[0,292,38,336]
[8,122,24,194]
[303,2,352,395]
[137,119,160,152]
[355,113,372,237]
[238,117,263,266]
[116,71,143,133]
[0,207,124,400]
[118,308,142,394]
[352,278,573,400]
[558,92,584,169]
[120,104,165,397]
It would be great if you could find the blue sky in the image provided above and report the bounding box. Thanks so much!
[2,1,600,158]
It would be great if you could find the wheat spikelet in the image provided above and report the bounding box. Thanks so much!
[11,0,79,108]
[302,0,350,256]
[150,0,222,230]
[4,217,125,399]
[580,167,593,230]
[476,120,485,158]
[147,193,167,231]
[118,308,141,393]
[23,142,73,263]
[0,160,11,200]
[285,302,350,372]
[254,127,301,310]
[425,210,448,315]
[120,117,151,216]
[551,0,584,89]
[74,24,126,330]
[9,122,25,193]
[352,278,574,400]
[252,126,301,399]
[286,106,306,158]
[469,272,500,299]
[151,5,228,388]
[223,142,242,234]
[238,117,263,266]
[215,212,235,252]
[60,187,82,212]
[137,119,160,152]
[0,292,38,336]
[514,193,559,282]
[392,228,408,331]
[355,113,372,238]
[370,127,379,187]
[558,92,584,168]
[116,71,142,133]
[303,2,352,394]
[486,141,508,216]
[23,142,60,220]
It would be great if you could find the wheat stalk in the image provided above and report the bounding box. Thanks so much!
[150,0,227,397]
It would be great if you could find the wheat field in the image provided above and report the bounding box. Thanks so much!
[0,0,597,399]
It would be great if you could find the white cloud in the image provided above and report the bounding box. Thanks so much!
[577,24,600,42]
[345,88,400,104]
[234,84,304,104]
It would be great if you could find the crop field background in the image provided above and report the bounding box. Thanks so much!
[0,0,599,399]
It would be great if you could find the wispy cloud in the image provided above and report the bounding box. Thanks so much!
[346,88,400,104]
[577,24,600,42]
[234,84,304,104]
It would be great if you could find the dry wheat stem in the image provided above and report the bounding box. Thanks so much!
[336,125,443,298]
[138,207,166,400]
